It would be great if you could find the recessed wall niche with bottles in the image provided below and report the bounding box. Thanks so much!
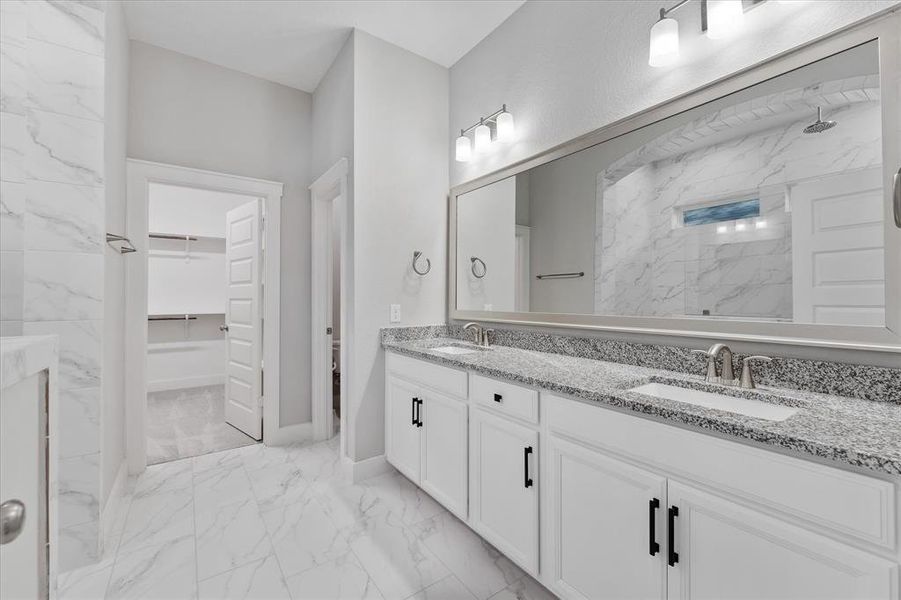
[449,15,901,351]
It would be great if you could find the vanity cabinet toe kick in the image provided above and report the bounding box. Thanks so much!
[384,351,900,600]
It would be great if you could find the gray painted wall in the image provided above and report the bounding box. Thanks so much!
[128,41,314,426]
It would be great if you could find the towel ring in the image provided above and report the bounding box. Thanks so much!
[412,251,431,276]
[470,256,487,279]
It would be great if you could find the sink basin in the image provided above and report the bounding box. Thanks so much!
[432,344,486,356]
[628,382,800,422]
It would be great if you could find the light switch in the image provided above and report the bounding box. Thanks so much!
[389,304,402,323]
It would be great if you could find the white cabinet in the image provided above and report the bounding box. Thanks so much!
[385,372,468,518]
[666,481,896,600]
[469,408,539,574]
[544,435,667,600]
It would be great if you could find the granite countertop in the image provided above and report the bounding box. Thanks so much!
[383,337,901,477]
[1,335,58,390]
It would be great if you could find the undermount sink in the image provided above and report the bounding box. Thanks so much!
[628,382,801,422]
[432,344,487,356]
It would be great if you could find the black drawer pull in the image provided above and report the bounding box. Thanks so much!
[493,393,503,403]
[523,446,533,488]
[411,397,417,426]
[649,498,660,556]
[416,398,423,427]
[668,505,679,566]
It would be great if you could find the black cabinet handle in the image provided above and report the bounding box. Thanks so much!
[523,446,533,488]
[493,393,503,403]
[415,398,423,427]
[649,498,660,556]
[411,397,417,426]
[667,505,679,566]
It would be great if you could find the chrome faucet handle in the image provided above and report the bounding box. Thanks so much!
[739,355,772,389]
[691,349,719,383]
[482,328,495,348]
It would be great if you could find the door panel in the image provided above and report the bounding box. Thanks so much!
[420,390,468,519]
[385,375,421,484]
[667,481,896,600]
[224,200,263,439]
[546,436,667,600]
[469,408,539,574]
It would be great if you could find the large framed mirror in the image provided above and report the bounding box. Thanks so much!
[449,13,901,352]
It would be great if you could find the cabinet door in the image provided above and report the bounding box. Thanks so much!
[469,408,539,574]
[667,482,896,600]
[420,390,468,519]
[545,436,667,600]
[385,375,421,484]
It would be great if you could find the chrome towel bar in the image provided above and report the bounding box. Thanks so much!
[536,271,584,280]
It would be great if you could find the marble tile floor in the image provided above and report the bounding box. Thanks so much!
[58,437,557,600]
[146,384,258,465]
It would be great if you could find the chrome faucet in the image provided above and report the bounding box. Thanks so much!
[462,322,494,348]
[739,355,772,389]
[693,343,736,385]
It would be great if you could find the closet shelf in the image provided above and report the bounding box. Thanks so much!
[148,312,225,321]
[149,232,226,242]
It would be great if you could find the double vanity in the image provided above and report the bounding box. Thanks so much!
[382,329,901,600]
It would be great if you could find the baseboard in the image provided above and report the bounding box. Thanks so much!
[99,460,129,557]
[265,421,313,446]
[146,374,225,393]
[342,454,394,483]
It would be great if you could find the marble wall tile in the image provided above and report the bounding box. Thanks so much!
[0,180,24,250]
[0,1,26,47]
[0,42,26,115]
[27,38,104,120]
[0,111,26,183]
[59,385,100,458]
[59,520,100,572]
[23,320,101,388]
[26,0,104,57]
[0,250,23,320]
[24,251,103,320]
[25,180,103,252]
[59,451,100,528]
[26,109,103,186]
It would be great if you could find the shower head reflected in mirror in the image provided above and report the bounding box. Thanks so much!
[802,106,837,134]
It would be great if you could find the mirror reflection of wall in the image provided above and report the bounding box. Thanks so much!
[455,40,886,327]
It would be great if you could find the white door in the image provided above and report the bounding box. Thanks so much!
[791,168,885,326]
[420,390,468,519]
[667,481,895,600]
[469,408,539,574]
[224,200,263,439]
[385,375,422,483]
[0,375,45,600]
[545,435,667,600]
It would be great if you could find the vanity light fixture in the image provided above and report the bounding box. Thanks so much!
[454,105,515,162]
[648,0,764,67]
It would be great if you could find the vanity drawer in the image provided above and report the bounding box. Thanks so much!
[471,374,538,424]
[545,393,896,550]
[386,352,468,398]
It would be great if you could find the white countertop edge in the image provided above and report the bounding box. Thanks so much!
[0,335,59,391]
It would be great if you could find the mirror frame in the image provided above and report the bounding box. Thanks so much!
[448,11,901,353]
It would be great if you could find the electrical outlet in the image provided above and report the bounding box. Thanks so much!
[389,304,402,323]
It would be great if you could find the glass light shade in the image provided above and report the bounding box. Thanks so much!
[648,17,679,67]
[706,0,744,40]
[474,123,492,153]
[496,111,516,142]
[455,135,472,162]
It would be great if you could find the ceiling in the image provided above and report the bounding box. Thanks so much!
[123,1,526,93]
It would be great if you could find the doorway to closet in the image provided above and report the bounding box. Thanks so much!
[144,183,264,464]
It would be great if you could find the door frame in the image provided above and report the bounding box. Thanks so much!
[310,158,349,452]
[125,159,284,474]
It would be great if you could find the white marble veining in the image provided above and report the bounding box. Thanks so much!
[23,319,101,389]
[0,180,25,250]
[59,439,554,600]
[26,109,103,187]
[58,385,100,458]
[27,37,104,120]
[0,41,27,115]
[0,250,24,321]
[0,334,56,388]
[0,0,27,47]
[58,451,100,529]
[24,251,103,320]
[0,111,27,183]
[26,0,105,57]
[25,180,104,252]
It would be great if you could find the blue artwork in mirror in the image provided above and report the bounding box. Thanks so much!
[682,198,760,227]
